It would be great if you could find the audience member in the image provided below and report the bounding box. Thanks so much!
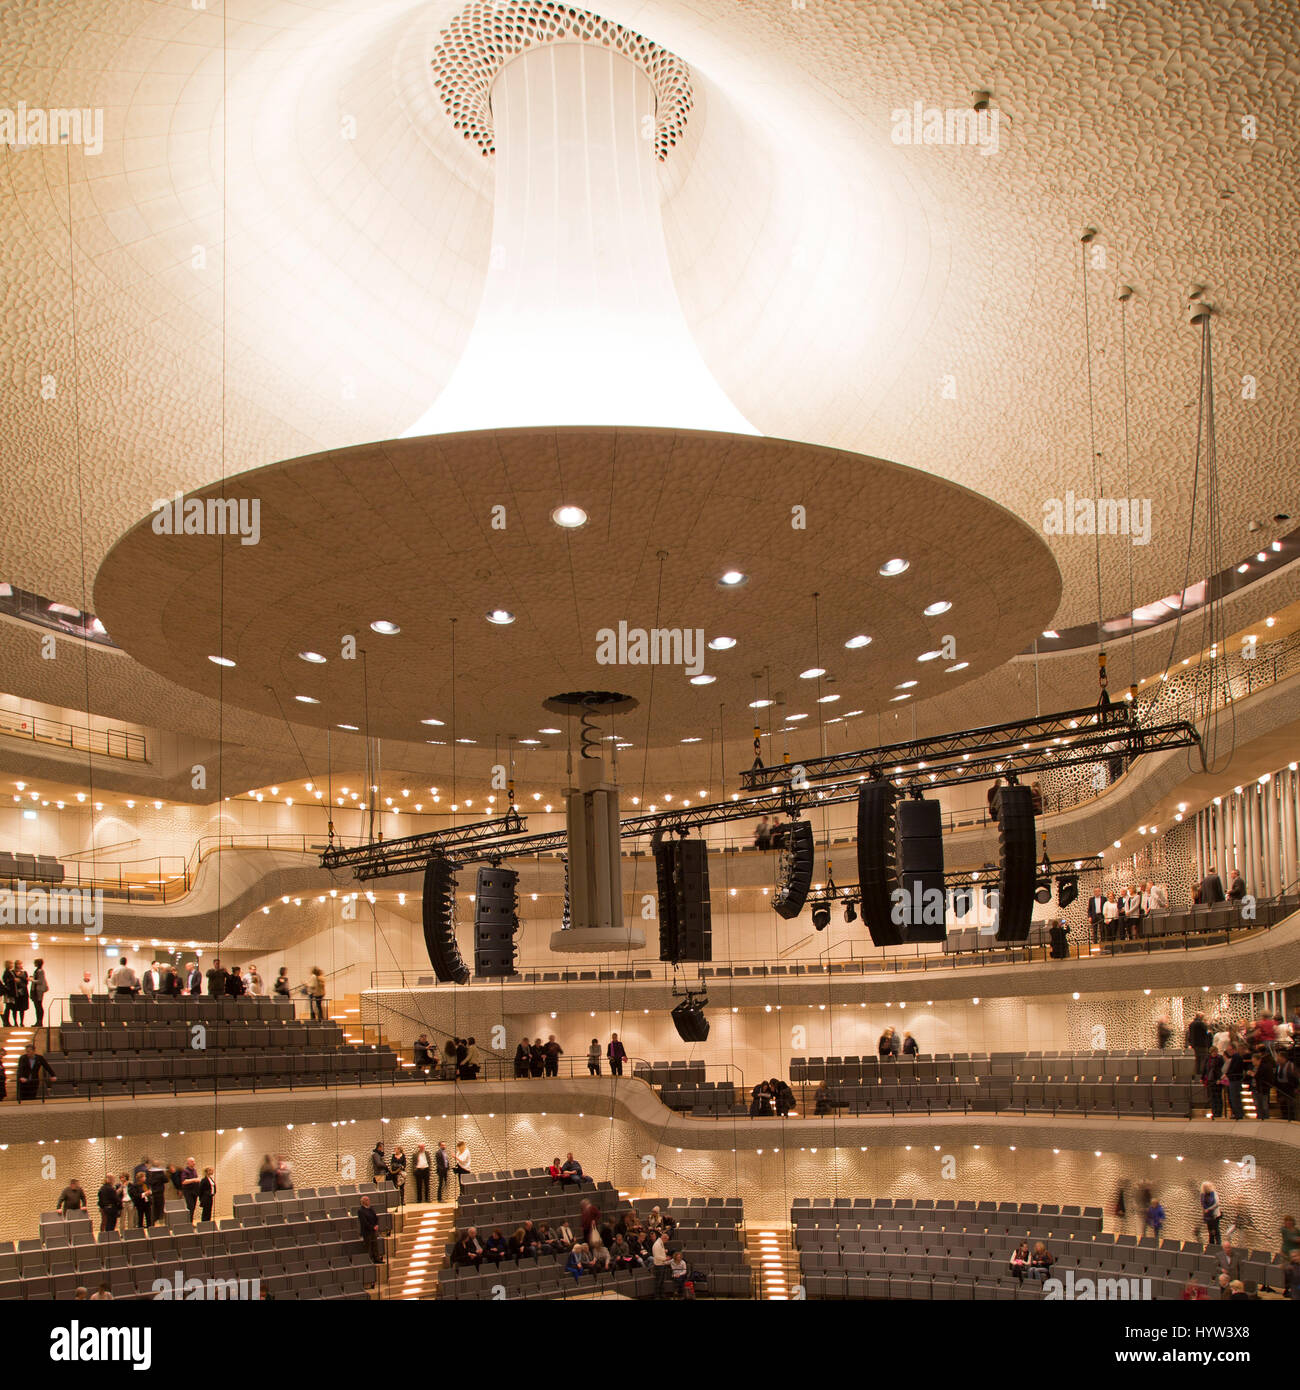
[198,1167,216,1222]
[514,1039,531,1078]
[587,1038,602,1075]
[607,1034,627,1077]
[307,966,327,1020]
[544,1035,563,1077]
[436,1141,452,1201]
[1201,1181,1222,1244]
[97,1174,123,1233]
[412,1144,431,1204]
[453,1140,471,1192]
[358,1194,383,1263]
[452,1227,483,1268]
[529,1039,545,1078]
[57,1178,86,1213]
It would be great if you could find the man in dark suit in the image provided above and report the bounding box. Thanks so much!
[198,1168,217,1222]
[435,1141,451,1202]
[16,1043,55,1101]
[1199,867,1226,905]
[186,961,203,995]
[1087,892,1107,943]
[1227,867,1246,901]
[359,1194,383,1263]
[206,959,228,996]
[96,1175,124,1233]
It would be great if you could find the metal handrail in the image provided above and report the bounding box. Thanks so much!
[0,705,147,762]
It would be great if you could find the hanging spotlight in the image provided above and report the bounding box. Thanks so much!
[1057,875,1079,910]
[843,899,857,924]
[811,901,831,931]
[1034,876,1053,905]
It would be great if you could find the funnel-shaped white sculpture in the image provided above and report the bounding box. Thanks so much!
[405,37,756,437]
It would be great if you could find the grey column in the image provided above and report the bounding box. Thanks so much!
[1284,770,1298,891]
[1264,778,1279,897]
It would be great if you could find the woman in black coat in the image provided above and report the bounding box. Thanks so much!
[529,1039,545,1079]
[514,1041,531,1078]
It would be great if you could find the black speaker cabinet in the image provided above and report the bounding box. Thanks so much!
[474,864,519,977]
[422,855,471,984]
[773,818,815,920]
[896,797,946,942]
[993,783,1036,941]
[857,781,903,946]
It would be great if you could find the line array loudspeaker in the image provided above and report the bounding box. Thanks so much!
[474,864,519,977]
[994,783,1036,942]
[422,855,470,985]
[773,819,814,920]
[857,781,903,946]
[896,797,946,942]
[656,839,712,962]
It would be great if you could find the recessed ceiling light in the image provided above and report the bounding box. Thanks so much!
[799,667,825,679]
[518,738,540,745]
[298,651,326,664]
[456,738,477,744]
[946,662,969,673]
[817,694,840,703]
[708,636,736,650]
[681,736,702,743]
[878,558,909,577]
[486,609,515,625]
[539,727,561,734]
[918,651,941,662]
[718,570,748,587]
[294,695,320,704]
[1237,563,1249,573]
[337,723,359,731]
[551,504,587,528]
[845,709,863,717]
[208,655,236,667]
[891,693,911,702]
[1041,630,1060,639]
[844,634,872,649]
[896,680,917,689]
[923,601,951,616]
[690,674,716,685]
[787,713,808,721]
[421,718,444,726]
[748,699,773,709]
[370,620,400,635]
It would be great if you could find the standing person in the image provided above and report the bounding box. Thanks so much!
[1186,1012,1211,1069]
[9,962,27,1025]
[198,1168,216,1222]
[179,1157,200,1219]
[1124,887,1142,940]
[529,1038,545,1078]
[127,1171,151,1229]
[389,1147,407,1206]
[607,1033,627,1077]
[257,1155,277,1193]
[651,1228,670,1298]
[185,961,202,995]
[1201,1181,1223,1244]
[307,966,326,1021]
[274,1154,294,1191]
[902,1031,919,1056]
[453,1140,471,1192]
[1156,1016,1173,1050]
[544,1035,563,1077]
[57,1178,87,1213]
[412,1033,435,1074]
[273,967,290,1000]
[16,1042,54,1101]
[1113,1183,1128,1231]
[146,1159,167,1224]
[753,816,772,851]
[1,961,13,1025]
[1102,893,1120,941]
[1223,1043,1246,1120]
[96,1175,123,1233]
[225,965,245,997]
[587,1038,602,1076]
[460,1037,480,1080]
[112,957,138,997]
[412,1144,431,1204]
[1086,889,1107,944]
[205,958,226,996]
[358,1194,383,1264]
[1199,865,1226,905]
[440,1040,458,1081]
[78,972,94,999]
[1145,1196,1166,1241]
[246,967,263,996]
[29,959,48,1028]
[435,1141,451,1202]
[514,1039,531,1078]
[370,1141,387,1185]
[1250,1047,1275,1121]
[1228,866,1246,901]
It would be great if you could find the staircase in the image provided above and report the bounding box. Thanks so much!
[386,1202,456,1300]
[746,1225,798,1300]
[1,1025,34,1095]
[337,993,414,1072]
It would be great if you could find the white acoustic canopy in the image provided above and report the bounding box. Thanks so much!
[404,35,757,437]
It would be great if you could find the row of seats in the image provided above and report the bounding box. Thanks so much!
[790,1051,1196,1082]
[58,1021,344,1052]
[631,1061,706,1088]
[230,1183,402,1223]
[0,851,64,883]
[46,1046,398,1095]
[793,1197,1102,1223]
[71,996,294,1023]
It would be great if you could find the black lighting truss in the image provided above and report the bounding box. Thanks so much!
[318,811,525,879]
[739,701,1149,791]
[322,709,1198,881]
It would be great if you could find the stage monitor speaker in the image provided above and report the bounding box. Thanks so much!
[993,783,1036,941]
[857,781,903,946]
[474,864,519,977]
[422,855,471,984]
[896,797,946,942]
[671,999,710,1042]
[773,819,815,920]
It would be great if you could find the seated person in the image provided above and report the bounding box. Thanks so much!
[610,1236,637,1270]
[1008,1241,1030,1281]
[553,1220,576,1251]
[1028,1242,1054,1280]
[645,1206,664,1234]
[451,1228,483,1268]
[483,1228,508,1265]
[565,1243,590,1281]
[669,1250,689,1296]
[548,1156,566,1184]
[561,1153,584,1183]
[520,1220,542,1255]
[586,1240,611,1275]
[507,1226,533,1261]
